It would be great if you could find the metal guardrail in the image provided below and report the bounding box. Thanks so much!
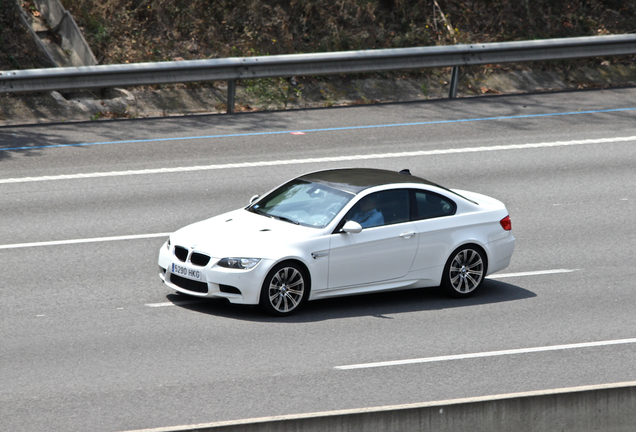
[1,34,635,112]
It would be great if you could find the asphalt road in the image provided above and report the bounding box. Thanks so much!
[1,87,635,432]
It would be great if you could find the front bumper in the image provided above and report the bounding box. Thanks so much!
[158,241,272,305]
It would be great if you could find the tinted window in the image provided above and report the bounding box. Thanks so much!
[344,189,410,228]
[413,190,456,220]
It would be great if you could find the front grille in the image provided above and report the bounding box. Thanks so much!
[170,274,208,293]
[174,246,188,262]
[190,252,211,267]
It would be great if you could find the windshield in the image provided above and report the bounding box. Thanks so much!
[247,179,354,228]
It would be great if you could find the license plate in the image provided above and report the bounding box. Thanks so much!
[172,263,201,280]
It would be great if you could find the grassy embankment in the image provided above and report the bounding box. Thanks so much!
[61,0,636,64]
[2,1,635,110]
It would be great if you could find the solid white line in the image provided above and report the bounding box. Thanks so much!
[2,135,635,184]
[335,338,636,370]
[487,269,577,279]
[0,232,171,250]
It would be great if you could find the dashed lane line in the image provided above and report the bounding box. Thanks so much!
[0,232,170,250]
[335,337,636,370]
[486,268,578,279]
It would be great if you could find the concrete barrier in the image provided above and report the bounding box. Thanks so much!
[121,381,636,432]
[31,0,97,66]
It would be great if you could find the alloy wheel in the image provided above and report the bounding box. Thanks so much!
[448,248,484,294]
[267,266,305,314]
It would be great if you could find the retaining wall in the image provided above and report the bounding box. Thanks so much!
[123,381,636,432]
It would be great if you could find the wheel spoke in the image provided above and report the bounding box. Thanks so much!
[461,250,469,264]
[467,259,482,269]
[280,268,289,283]
[287,279,303,289]
[284,293,299,308]
[281,296,289,312]
[467,250,476,263]
[457,277,466,292]
[466,274,479,288]
[467,268,482,275]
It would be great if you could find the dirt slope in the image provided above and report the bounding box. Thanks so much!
[3,1,635,70]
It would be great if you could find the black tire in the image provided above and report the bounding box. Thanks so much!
[441,245,487,298]
[260,262,309,316]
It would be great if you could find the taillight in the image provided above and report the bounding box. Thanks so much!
[500,215,512,231]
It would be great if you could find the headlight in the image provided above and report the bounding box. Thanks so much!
[166,238,171,250]
[216,258,261,270]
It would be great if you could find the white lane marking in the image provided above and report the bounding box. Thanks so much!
[487,269,577,279]
[146,302,176,308]
[2,135,635,184]
[335,338,636,370]
[146,300,202,308]
[0,232,170,250]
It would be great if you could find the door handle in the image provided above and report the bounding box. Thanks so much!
[399,231,416,239]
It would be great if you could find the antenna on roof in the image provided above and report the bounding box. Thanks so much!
[399,169,411,175]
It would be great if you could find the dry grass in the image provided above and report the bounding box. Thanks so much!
[3,1,635,70]
[61,0,636,66]
[0,2,51,70]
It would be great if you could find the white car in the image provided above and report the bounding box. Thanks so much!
[158,168,515,316]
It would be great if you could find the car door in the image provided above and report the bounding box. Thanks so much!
[409,189,458,275]
[327,189,418,289]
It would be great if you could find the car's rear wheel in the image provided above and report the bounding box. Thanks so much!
[260,262,308,316]
[442,245,486,297]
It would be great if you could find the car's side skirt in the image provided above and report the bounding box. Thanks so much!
[308,276,439,301]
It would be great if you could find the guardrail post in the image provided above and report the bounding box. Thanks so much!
[227,79,236,113]
[448,66,459,99]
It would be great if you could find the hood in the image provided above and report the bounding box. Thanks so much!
[169,208,321,259]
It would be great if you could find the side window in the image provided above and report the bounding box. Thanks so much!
[344,189,410,228]
[413,190,456,220]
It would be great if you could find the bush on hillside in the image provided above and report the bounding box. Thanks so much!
[61,0,636,65]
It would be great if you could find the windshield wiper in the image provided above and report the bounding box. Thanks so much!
[273,215,299,225]
[248,208,299,225]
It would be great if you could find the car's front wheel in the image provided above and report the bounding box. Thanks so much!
[442,245,486,297]
[260,262,309,316]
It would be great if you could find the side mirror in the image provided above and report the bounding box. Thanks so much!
[249,195,260,205]
[342,220,362,234]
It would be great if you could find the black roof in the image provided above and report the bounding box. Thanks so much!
[298,168,439,194]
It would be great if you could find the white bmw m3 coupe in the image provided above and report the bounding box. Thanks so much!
[158,168,515,316]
